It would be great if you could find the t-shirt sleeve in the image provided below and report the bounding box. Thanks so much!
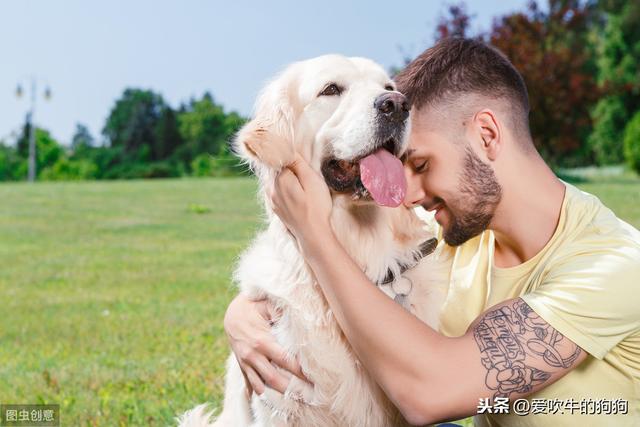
[521,247,640,360]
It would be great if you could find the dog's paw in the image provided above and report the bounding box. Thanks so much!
[284,375,320,407]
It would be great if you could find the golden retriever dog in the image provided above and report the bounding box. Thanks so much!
[178,55,448,427]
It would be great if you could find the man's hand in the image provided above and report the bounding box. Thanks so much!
[223,294,308,397]
[271,153,333,250]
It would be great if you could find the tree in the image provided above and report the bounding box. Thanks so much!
[16,116,33,159]
[175,93,245,171]
[15,121,64,179]
[435,2,474,40]
[70,123,95,160]
[392,3,476,74]
[588,0,640,165]
[40,157,98,181]
[488,0,601,166]
[623,110,640,174]
[154,107,183,160]
[34,128,64,174]
[102,88,182,162]
[71,123,94,150]
[0,142,25,181]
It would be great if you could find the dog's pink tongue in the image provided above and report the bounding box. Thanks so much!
[359,148,407,207]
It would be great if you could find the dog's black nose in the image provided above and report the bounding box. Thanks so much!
[374,92,410,122]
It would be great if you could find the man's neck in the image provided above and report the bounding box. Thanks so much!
[490,154,566,268]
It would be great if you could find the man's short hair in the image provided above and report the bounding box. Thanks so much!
[395,38,532,141]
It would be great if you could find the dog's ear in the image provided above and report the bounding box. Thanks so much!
[234,73,297,171]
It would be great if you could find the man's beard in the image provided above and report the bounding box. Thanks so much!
[442,146,502,246]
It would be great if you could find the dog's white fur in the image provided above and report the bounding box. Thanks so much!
[178,55,449,427]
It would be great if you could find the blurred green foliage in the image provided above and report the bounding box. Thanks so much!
[589,0,640,165]
[624,110,640,173]
[0,90,246,181]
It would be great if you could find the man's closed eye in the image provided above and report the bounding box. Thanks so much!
[414,160,428,173]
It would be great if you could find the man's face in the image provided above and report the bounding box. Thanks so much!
[403,109,502,246]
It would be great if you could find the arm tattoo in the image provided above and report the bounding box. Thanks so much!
[472,299,582,399]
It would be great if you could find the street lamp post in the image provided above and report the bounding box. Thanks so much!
[15,77,52,182]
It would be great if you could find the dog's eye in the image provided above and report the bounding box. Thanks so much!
[319,84,342,96]
[384,84,394,91]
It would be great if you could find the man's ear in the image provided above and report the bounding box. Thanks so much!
[233,74,297,171]
[474,109,501,161]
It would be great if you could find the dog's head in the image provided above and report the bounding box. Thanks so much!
[234,54,410,207]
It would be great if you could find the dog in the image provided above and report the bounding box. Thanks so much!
[178,54,449,427]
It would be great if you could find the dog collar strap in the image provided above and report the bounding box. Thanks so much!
[377,237,438,286]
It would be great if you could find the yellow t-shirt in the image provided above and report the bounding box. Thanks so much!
[428,182,640,426]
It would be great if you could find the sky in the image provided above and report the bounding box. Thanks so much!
[0,0,533,145]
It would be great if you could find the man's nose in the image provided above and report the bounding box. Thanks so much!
[403,168,426,208]
[374,92,410,123]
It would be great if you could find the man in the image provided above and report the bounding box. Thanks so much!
[223,38,640,425]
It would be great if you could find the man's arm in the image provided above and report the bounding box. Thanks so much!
[301,228,586,424]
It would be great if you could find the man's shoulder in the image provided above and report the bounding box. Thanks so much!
[522,187,640,359]
[538,185,640,292]
[563,183,640,254]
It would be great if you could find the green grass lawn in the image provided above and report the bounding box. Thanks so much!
[1,176,639,426]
